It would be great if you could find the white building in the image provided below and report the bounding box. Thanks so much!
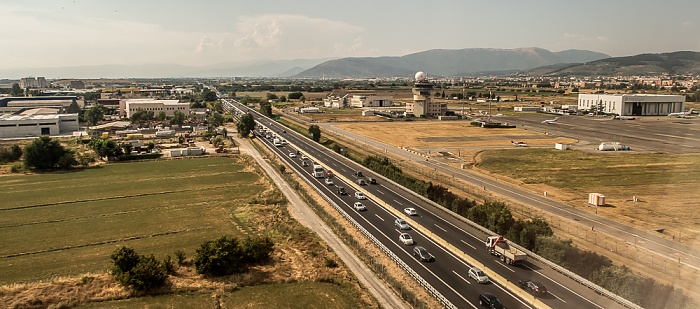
[350,94,393,108]
[323,94,347,109]
[125,99,190,118]
[577,94,685,116]
[0,113,79,138]
[406,72,446,117]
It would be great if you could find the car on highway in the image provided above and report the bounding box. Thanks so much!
[478,293,503,309]
[354,191,366,200]
[337,186,347,195]
[367,177,377,184]
[324,178,334,185]
[468,267,489,284]
[398,233,414,245]
[353,202,366,211]
[404,208,417,216]
[301,154,308,160]
[302,161,308,167]
[289,152,297,158]
[357,179,367,186]
[354,171,363,177]
[518,279,547,296]
[394,218,410,230]
[412,246,434,262]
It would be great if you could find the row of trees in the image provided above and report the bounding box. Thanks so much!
[110,235,274,292]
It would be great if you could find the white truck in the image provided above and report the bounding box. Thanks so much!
[312,164,325,178]
[486,235,527,265]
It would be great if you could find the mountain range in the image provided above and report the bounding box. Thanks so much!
[525,51,700,76]
[294,48,610,78]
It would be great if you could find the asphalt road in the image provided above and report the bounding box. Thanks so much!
[226,100,626,309]
[318,115,700,273]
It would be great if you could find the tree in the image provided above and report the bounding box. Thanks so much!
[308,124,321,142]
[89,138,123,159]
[170,110,186,126]
[156,111,167,122]
[203,89,218,102]
[259,102,272,117]
[207,111,224,128]
[84,104,106,126]
[121,142,133,155]
[11,83,22,96]
[279,95,287,102]
[23,136,74,170]
[266,93,278,101]
[299,95,306,103]
[110,246,167,292]
[0,144,22,162]
[194,236,244,276]
[66,100,81,114]
[287,91,303,100]
[237,113,256,137]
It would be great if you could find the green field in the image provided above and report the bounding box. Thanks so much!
[78,282,365,309]
[0,157,264,284]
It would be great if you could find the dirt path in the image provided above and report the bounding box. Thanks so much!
[234,136,407,309]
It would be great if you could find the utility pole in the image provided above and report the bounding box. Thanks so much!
[462,86,465,119]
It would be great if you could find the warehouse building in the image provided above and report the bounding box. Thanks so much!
[124,99,190,118]
[577,94,685,116]
[0,113,79,138]
[350,94,393,108]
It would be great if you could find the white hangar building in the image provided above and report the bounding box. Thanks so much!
[577,94,685,116]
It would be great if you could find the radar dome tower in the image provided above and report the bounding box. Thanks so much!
[409,71,436,117]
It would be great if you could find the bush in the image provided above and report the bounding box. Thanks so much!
[325,258,338,268]
[174,250,187,265]
[163,255,176,274]
[241,236,274,264]
[24,136,75,170]
[0,144,22,162]
[194,236,244,276]
[10,162,22,173]
[110,246,168,292]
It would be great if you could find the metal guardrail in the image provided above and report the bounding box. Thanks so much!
[231,102,457,309]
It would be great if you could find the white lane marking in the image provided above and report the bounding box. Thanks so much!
[460,239,476,250]
[434,224,447,232]
[376,189,384,194]
[393,199,403,205]
[494,261,515,273]
[453,270,471,285]
[491,281,534,309]
[522,264,603,309]
[375,214,384,222]
[549,291,566,303]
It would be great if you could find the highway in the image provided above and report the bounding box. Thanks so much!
[224,99,628,309]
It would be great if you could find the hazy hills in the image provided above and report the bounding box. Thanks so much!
[294,48,610,78]
[527,51,700,76]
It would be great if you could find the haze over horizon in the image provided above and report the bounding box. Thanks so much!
[1,0,698,70]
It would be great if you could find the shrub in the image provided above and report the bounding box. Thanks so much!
[174,250,187,265]
[194,236,244,276]
[110,247,168,292]
[241,236,274,264]
[325,258,338,268]
[0,144,22,162]
[10,162,22,173]
[163,255,176,274]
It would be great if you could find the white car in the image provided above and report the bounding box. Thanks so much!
[399,233,414,245]
[289,153,297,158]
[301,154,308,160]
[354,191,366,200]
[468,267,489,284]
[324,178,334,185]
[353,202,366,211]
[404,208,417,216]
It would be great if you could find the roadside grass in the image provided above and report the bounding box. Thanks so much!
[0,157,261,284]
[77,282,365,309]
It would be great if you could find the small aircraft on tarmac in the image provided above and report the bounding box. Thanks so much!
[668,109,695,118]
[541,117,559,124]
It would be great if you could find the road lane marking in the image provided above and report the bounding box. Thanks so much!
[549,291,566,303]
[376,189,384,194]
[453,270,471,284]
[493,261,515,273]
[393,199,403,205]
[460,239,476,250]
[434,224,447,232]
[375,214,384,221]
[522,264,603,309]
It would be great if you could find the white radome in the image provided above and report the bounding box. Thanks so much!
[415,71,427,81]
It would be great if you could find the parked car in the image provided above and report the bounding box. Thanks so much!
[367,177,377,184]
[412,246,434,262]
[404,208,417,216]
[468,267,489,284]
[354,191,366,200]
[399,233,414,245]
[354,171,363,177]
[519,280,547,296]
[478,293,504,309]
[353,202,366,211]
[337,186,347,195]
[395,218,410,230]
[324,178,334,185]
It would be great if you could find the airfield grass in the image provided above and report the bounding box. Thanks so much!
[78,282,364,309]
[0,157,263,285]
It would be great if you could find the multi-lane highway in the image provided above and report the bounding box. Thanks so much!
[224,99,629,309]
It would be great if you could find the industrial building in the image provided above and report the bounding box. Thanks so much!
[406,72,446,117]
[0,112,79,138]
[323,94,348,109]
[124,99,190,118]
[577,94,685,116]
[350,94,393,108]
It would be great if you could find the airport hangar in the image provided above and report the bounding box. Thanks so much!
[577,94,685,116]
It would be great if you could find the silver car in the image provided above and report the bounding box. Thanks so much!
[468,267,489,284]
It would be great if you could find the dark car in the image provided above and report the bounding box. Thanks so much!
[478,293,504,309]
[412,246,434,262]
[519,280,547,296]
[337,186,347,195]
[354,171,363,177]
[367,177,377,184]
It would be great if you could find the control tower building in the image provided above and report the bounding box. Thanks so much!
[406,71,446,117]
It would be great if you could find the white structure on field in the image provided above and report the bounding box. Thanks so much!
[323,94,348,109]
[406,71,446,117]
[0,112,79,138]
[350,94,393,108]
[577,94,685,116]
[124,99,190,118]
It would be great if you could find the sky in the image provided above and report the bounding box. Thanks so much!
[1,0,699,69]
